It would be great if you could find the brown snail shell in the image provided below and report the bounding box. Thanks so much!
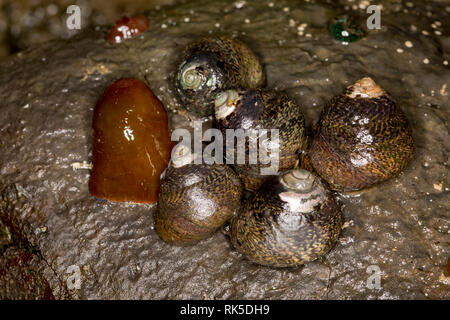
[214,88,307,191]
[230,169,343,267]
[309,77,415,191]
[154,145,243,246]
[175,36,265,117]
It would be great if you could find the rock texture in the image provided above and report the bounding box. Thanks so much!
[0,0,449,299]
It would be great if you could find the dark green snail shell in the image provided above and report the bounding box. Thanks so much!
[214,88,307,191]
[230,169,343,267]
[329,14,366,43]
[154,161,243,246]
[175,36,265,117]
[309,77,415,191]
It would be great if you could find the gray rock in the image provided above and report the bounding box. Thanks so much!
[0,246,55,300]
[0,0,449,299]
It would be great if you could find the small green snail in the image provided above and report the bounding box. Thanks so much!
[230,169,343,267]
[175,36,265,117]
[214,88,308,191]
[309,77,415,191]
[329,14,366,43]
[154,144,243,246]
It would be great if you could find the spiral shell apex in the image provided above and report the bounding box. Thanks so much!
[230,169,343,267]
[310,77,415,191]
[346,77,385,98]
[175,36,265,117]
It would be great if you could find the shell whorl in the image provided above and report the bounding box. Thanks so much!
[280,169,315,192]
[214,89,240,119]
[346,77,386,99]
[171,143,193,168]
[278,169,326,213]
[179,62,204,90]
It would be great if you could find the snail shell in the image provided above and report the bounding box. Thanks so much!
[214,88,307,191]
[154,145,243,246]
[309,77,415,191]
[230,169,343,267]
[176,36,265,117]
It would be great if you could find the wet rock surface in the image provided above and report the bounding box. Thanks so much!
[0,0,449,299]
[0,246,55,300]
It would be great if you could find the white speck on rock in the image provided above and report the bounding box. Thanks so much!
[15,184,32,199]
[234,0,246,9]
[71,161,93,170]
[440,83,448,96]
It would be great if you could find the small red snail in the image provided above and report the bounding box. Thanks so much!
[106,15,149,43]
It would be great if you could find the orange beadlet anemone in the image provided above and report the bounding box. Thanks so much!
[89,78,173,204]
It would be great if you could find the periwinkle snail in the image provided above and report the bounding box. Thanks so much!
[230,169,343,267]
[175,36,265,117]
[214,88,307,191]
[154,145,243,246]
[309,77,415,191]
